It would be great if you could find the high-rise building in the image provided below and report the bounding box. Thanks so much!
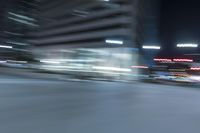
[29,0,142,48]
[27,0,158,79]
[0,0,160,79]
[0,0,39,61]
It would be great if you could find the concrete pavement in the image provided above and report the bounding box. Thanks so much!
[0,75,200,133]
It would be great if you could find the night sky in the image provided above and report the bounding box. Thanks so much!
[160,0,200,56]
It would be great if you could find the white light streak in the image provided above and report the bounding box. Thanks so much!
[92,66,131,72]
[142,45,161,50]
[177,44,198,48]
[154,58,172,62]
[190,76,200,81]
[40,60,61,64]
[106,40,124,45]
[173,59,193,62]
[8,17,38,27]
[0,45,13,49]
[131,66,149,69]
[9,12,36,21]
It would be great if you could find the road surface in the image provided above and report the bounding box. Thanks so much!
[0,75,200,133]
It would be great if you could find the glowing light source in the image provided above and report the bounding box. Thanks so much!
[40,60,61,64]
[190,67,200,71]
[190,76,200,81]
[177,44,198,48]
[40,59,102,63]
[154,58,172,62]
[8,17,38,27]
[173,59,193,62]
[131,66,149,69]
[8,12,36,21]
[142,45,161,50]
[92,66,131,72]
[154,58,194,63]
[0,60,7,63]
[106,40,123,45]
[0,45,13,49]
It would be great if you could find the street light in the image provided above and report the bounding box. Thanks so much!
[142,45,161,50]
[0,45,13,49]
[177,43,198,48]
[105,39,124,45]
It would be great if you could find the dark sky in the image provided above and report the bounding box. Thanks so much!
[160,0,200,56]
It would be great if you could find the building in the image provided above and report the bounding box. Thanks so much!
[26,0,149,80]
[0,0,39,62]
[0,0,160,80]
[0,0,161,79]
[29,0,144,47]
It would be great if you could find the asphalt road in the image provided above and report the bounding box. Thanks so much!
[0,75,200,133]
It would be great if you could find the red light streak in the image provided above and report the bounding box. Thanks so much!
[173,59,193,62]
[154,58,172,62]
[154,58,194,63]
[190,67,200,71]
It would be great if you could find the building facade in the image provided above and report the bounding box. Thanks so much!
[27,0,156,79]
[0,0,160,79]
[0,0,39,61]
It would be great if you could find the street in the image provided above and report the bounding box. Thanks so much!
[0,75,200,133]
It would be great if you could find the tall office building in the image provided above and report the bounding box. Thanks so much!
[0,0,39,61]
[0,0,160,79]
[29,0,142,48]
[26,0,157,79]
